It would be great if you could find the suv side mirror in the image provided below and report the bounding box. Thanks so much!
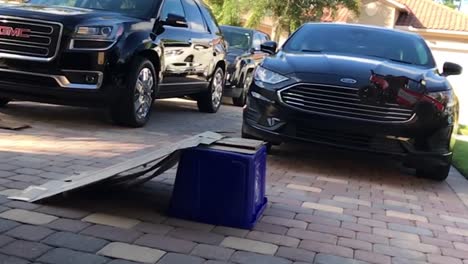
[443,62,462,76]
[260,41,277,55]
[164,13,188,28]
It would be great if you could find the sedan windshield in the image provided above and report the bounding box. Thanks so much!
[26,0,156,18]
[221,27,252,51]
[283,24,435,67]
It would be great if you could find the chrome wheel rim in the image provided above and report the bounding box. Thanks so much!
[134,67,154,120]
[211,69,224,108]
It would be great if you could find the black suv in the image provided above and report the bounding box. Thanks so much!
[220,25,269,106]
[0,0,226,127]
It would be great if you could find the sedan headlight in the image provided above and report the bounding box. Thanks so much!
[70,24,124,50]
[254,66,288,86]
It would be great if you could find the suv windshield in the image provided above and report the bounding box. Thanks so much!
[221,26,252,51]
[26,0,156,18]
[283,24,435,67]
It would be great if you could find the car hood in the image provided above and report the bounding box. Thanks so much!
[263,51,448,91]
[0,4,141,27]
[226,47,246,64]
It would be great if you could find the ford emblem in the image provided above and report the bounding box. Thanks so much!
[340,78,357,84]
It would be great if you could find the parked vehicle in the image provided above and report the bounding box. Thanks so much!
[220,25,269,106]
[243,23,463,181]
[0,0,226,127]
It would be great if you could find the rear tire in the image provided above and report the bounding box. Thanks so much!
[111,57,156,127]
[0,98,10,107]
[197,67,224,113]
[232,72,252,107]
[416,164,450,181]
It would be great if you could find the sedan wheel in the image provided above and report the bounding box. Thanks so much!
[197,67,224,113]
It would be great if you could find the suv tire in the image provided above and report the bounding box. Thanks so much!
[0,98,10,107]
[111,57,156,127]
[416,163,450,181]
[232,72,252,107]
[197,67,224,113]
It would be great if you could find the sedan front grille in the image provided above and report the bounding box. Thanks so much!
[279,83,414,123]
[0,16,63,61]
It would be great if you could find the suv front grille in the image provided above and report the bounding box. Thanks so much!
[279,83,414,123]
[0,16,63,61]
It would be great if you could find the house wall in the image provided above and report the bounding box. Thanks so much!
[355,0,397,28]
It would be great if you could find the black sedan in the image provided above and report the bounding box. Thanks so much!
[242,23,462,181]
[220,25,270,106]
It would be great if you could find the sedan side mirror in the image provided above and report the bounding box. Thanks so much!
[164,13,188,28]
[260,41,278,55]
[443,62,462,76]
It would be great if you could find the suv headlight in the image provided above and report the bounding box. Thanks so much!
[70,24,124,50]
[254,66,288,87]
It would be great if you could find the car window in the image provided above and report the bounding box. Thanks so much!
[283,25,435,67]
[199,4,220,34]
[160,0,185,21]
[252,34,262,50]
[181,0,207,32]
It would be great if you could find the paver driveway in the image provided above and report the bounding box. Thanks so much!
[0,99,468,264]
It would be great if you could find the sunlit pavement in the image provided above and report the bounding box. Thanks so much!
[0,99,468,264]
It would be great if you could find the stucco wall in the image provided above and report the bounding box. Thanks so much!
[356,0,396,28]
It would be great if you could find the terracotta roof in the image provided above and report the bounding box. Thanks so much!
[396,0,468,32]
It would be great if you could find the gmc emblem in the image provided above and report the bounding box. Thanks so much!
[0,26,31,38]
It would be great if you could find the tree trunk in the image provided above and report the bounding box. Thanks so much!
[272,18,282,42]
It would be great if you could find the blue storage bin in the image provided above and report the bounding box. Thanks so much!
[169,145,268,229]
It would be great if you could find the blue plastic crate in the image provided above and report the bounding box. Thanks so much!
[169,145,267,229]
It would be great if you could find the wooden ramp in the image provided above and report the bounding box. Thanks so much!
[9,132,265,203]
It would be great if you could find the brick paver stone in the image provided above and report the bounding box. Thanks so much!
[46,218,91,233]
[157,253,204,264]
[0,209,57,225]
[0,219,20,232]
[373,244,426,260]
[314,253,368,264]
[389,238,440,253]
[286,184,322,193]
[6,224,55,241]
[354,250,391,264]
[0,254,30,264]
[43,232,109,253]
[135,234,196,254]
[261,216,307,229]
[168,227,225,245]
[97,242,165,263]
[230,251,292,264]
[191,244,234,261]
[0,235,14,247]
[275,246,316,263]
[301,202,344,214]
[0,240,51,260]
[35,205,90,219]
[446,226,468,237]
[427,254,463,264]
[81,225,143,243]
[38,248,109,264]
[247,231,300,247]
[372,228,419,241]
[221,236,278,255]
[440,215,468,225]
[299,240,353,258]
[386,210,428,223]
[134,222,173,235]
[82,213,140,229]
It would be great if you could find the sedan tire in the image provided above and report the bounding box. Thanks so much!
[197,67,224,113]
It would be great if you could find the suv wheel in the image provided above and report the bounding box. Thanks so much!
[0,97,10,107]
[111,57,156,127]
[416,164,450,181]
[232,72,252,107]
[197,67,224,113]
